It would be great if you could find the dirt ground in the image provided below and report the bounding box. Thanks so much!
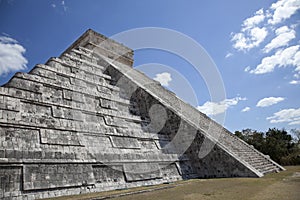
[44,166,300,200]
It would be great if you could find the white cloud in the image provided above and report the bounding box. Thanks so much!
[231,0,300,52]
[0,36,17,43]
[242,9,265,31]
[153,72,172,86]
[250,45,300,74]
[256,97,285,107]
[231,27,268,51]
[289,80,300,84]
[244,66,251,72]
[263,26,296,53]
[268,0,300,25]
[267,107,300,125]
[61,0,67,11]
[51,1,67,12]
[294,50,300,72]
[0,35,28,76]
[231,8,269,51]
[197,97,246,116]
[225,52,233,58]
[242,107,251,112]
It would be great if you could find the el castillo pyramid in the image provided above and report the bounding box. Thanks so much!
[0,29,284,200]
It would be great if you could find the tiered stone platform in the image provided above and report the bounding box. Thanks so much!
[0,29,284,200]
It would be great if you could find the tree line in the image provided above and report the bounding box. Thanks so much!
[234,128,300,165]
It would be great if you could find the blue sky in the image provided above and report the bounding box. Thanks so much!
[0,0,299,133]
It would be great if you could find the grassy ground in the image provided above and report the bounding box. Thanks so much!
[44,166,300,200]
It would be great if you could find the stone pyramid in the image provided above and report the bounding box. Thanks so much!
[0,29,284,200]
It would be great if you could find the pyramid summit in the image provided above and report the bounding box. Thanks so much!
[0,29,284,200]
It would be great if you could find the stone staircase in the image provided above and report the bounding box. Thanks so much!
[217,129,284,175]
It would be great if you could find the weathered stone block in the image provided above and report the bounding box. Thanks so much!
[124,163,162,181]
[0,149,4,158]
[62,90,85,102]
[30,67,57,80]
[110,136,141,149]
[40,129,83,146]
[0,167,21,194]
[23,164,95,190]
[160,163,180,177]
[99,98,116,109]
[0,127,39,150]
[93,165,124,183]
[139,139,158,150]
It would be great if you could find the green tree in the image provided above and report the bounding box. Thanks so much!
[247,131,265,152]
[264,128,292,163]
[235,129,265,152]
[234,128,300,165]
[234,130,244,140]
[291,129,300,144]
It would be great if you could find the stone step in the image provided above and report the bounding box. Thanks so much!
[35,63,113,89]
[85,41,134,67]
[71,48,111,69]
[260,167,280,174]
[62,53,106,72]
[48,57,109,80]
[71,48,98,61]
[242,156,268,163]
[236,152,263,159]
[219,140,275,170]
[238,154,275,168]
[226,147,257,154]
[252,162,274,169]
[234,148,257,152]
[246,159,269,166]
[248,161,280,173]
[0,91,142,129]
[79,46,94,54]
[259,166,279,173]
[7,73,130,106]
[219,144,272,170]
